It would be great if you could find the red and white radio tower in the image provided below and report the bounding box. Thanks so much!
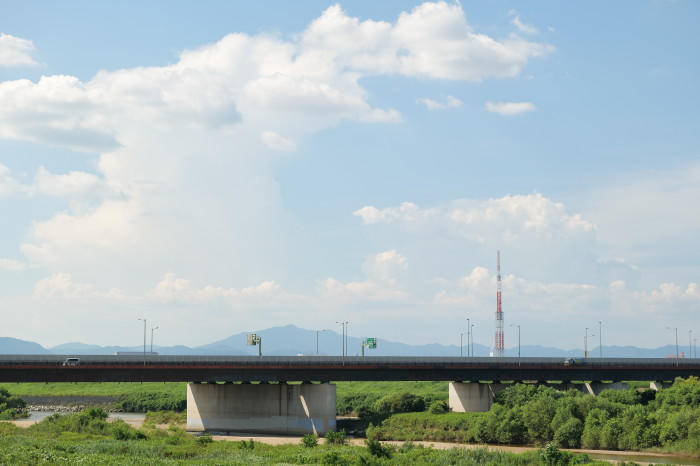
[494,250,504,357]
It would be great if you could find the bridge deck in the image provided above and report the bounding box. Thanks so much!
[0,356,697,383]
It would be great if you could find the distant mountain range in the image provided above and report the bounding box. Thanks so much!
[0,325,690,358]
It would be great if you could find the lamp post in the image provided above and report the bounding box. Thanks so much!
[510,324,520,365]
[336,321,348,357]
[316,329,328,355]
[690,330,693,360]
[584,327,588,358]
[150,326,158,354]
[695,338,697,359]
[460,332,464,357]
[467,317,472,356]
[666,326,679,366]
[137,318,146,366]
[471,324,475,357]
[598,321,602,358]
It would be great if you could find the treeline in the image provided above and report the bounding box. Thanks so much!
[368,377,700,453]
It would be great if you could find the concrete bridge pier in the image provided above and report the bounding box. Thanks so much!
[449,382,506,412]
[649,381,672,391]
[186,382,336,435]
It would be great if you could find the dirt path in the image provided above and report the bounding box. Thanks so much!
[210,433,698,464]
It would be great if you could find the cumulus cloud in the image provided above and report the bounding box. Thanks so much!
[0,163,21,197]
[149,272,281,303]
[355,193,595,238]
[0,258,26,271]
[417,95,462,110]
[0,33,37,67]
[485,101,536,115]
[32,166,105,199]
[261,131,296,152]
[33,272,125,300]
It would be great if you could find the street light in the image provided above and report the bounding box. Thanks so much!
[315,329,328,355]
[471,324,475,357]
[690,330,693,360]
[150,326,159,354]
[137,318,146,366]
[336,321,348,357]
[467,317,472,356]
[510,324,520,365]
[584,328,596,358]
[460,332,464,357]
[598,321,602,358]
[666,326,679,366]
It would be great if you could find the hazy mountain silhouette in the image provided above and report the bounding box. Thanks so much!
[0,325,691,358]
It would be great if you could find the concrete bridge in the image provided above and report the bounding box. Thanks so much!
[1,355,697,434]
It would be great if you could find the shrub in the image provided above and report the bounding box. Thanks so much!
[429,400,449,414]
[111,419,146,441]
[0,389,28,420]
[301,433,318,448]
[197,434,213,445]
[365,438,392,458]
[325,429,346,445]
[236,439,255,449]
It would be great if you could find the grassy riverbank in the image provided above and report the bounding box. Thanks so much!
[0,409,604,465]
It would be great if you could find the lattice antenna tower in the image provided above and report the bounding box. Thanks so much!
[494,250,504,357]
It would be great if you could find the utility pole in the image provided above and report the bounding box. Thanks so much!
[599,321,602,358]
[336,321,348,357]
[460,332,464,357]
[690,330,693,360]
[585,327,588,358]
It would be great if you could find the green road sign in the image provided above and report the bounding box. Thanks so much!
[365,338,377,349]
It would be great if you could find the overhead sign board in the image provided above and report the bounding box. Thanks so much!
[365,338,377,349]
[246,334,258,346]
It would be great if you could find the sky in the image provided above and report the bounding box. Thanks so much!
[0,1,698,351]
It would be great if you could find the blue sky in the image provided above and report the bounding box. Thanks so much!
[0,1,698,351]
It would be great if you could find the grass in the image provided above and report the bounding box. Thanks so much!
[0,382,186,397]
[0,410,604,465]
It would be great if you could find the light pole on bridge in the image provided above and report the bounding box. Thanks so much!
[137,318,146,366]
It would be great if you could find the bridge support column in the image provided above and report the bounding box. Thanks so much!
[581,381,628,396]
[449,382,505,412]
[186,382,336,435]
[649,381,672,391]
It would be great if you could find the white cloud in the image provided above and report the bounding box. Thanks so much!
[485,101,536,115]
[356,194,595,238]
[511,15,539,35]
[32,166,104,199]
[417,95,462,110]
[261,131,296,152]
[0,258,26,271]
[0,163,21,197]
[33,273,125,300]
[149,272,281,303]
[0,33,37,67]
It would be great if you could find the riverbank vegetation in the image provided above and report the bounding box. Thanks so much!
[368,377,700,455]
[0,408,604,465]
[0,388,28,420]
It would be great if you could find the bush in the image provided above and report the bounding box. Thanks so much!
[365,438,392,458]
[236,439,255,449]
[325,429,346,445]
[429,400,449,414]
[374,392,425,417]
[111,419,147,441]
[301,433,318,448]
[197,434,213,445]
[0,389,28,420]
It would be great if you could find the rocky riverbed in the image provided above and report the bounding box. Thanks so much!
[23,396,121,412]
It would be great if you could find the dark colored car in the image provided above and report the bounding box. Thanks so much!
[62,358,80,367]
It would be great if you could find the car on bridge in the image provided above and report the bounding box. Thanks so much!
[62,358,80,367]
[563,357,580,366]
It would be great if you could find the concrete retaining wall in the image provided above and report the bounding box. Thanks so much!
[186,382,336,435]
